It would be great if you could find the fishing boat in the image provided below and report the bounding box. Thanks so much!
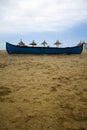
[6,42,83,54]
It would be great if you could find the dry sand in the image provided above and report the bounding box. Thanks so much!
[0,50,87,130]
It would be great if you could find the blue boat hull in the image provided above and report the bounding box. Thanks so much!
[6,42,83,54]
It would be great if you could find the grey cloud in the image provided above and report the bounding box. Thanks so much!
[0,0,87,33]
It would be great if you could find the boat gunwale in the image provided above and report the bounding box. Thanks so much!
[6,42,83,50]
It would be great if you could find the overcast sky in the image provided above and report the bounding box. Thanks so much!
[0,0,87,49]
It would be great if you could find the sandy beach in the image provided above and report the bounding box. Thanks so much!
[0,50,87,130]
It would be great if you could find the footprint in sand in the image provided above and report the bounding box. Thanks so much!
[0,63,7,68]
[0,86,11,96]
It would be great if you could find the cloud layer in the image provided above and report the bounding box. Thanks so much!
[0,0,87,33]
